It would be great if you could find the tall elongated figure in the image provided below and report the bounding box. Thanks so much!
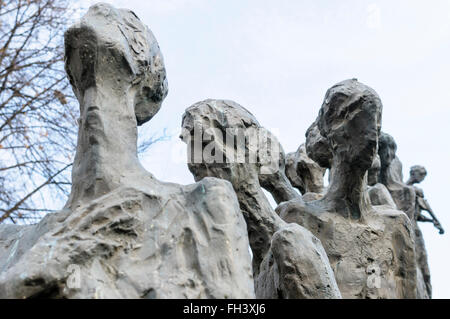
[277,79,417,299]
[0,4,254,299]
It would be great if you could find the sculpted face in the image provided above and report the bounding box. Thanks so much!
[64,3,168,125]
[378,132,397,169]
[318,80,382,170]
[181,99,282,189]
[409,165,427,184]
[181,99,260,188]
[317,79,382,171]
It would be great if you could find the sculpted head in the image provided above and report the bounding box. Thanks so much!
[181,99,259,187]
[305,120,332,169]
[63,4,169,206]
[181,99,281,189]
[378,132,397,170]
[257,136,289,188]
[64,3,168,126]
[317,79,382,171]
[285,144,325,194]
[408,165,427,185]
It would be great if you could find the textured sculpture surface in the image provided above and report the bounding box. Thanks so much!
[257,136,302,205]
[0,4,254,299]
[407,166,444,234]
[378,134,435,298]
[0,2,441,300]
[367,155,397,209]
[406,165,444,298]
[285,144,326,196]
[305,119,332,169]
[378,133,416,220]
[181,99,341,299]
[277,79,417,299]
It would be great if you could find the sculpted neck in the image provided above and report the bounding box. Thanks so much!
[235,178,284,275]
[236,181,283,230]
[66,84,144,208]
[323,158,371,219]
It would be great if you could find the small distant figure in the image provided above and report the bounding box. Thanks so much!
[407,165,444,234]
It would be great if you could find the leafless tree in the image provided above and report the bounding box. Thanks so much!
[0,0,78,224]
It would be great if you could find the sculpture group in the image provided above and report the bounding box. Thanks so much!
[0,4,443,299]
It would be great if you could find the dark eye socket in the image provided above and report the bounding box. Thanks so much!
[329,92,348,108]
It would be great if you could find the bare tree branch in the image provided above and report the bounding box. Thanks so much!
[0,0,77,224]
[0,163,72,223]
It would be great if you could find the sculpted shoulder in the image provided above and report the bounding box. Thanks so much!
[276,198,329,225]
[370,205,414,234]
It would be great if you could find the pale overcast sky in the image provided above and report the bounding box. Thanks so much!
[80,0,450,298]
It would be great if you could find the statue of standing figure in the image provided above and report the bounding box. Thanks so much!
[378,135,437,299]
[407,165,444,234]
